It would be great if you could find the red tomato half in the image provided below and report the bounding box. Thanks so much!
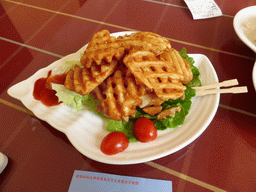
[100,132,129,155]
[133,117,157,143]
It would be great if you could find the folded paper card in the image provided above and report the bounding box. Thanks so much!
[68,170,172,192]
[184,0,222,20]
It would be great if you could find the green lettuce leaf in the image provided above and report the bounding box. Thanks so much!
[52,83,89,111]
[52,59,83,75]
[106,119,138,142]
[51,54,88,111]
[85,94,106,119]
[52,82,105,116]
[179,47,201,88]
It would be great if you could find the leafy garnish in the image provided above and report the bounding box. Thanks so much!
[106,120,138,142]
[52,84,89,111]
[51,55,88,111]
[52,59,83,76]
[179,48,201,88]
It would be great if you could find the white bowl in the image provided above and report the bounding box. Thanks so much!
[234,6,256,53]
[253,61,256,89]
[234,6,256,90]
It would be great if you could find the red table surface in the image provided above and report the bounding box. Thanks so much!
[1,0,256,191]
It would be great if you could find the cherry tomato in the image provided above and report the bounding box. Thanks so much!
[101,132,129,155]
[133,117,157,142]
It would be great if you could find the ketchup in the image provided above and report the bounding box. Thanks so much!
[33,71,66,107]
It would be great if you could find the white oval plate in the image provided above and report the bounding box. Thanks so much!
[8,31,219,165]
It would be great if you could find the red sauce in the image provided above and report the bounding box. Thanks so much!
[33,71,66,107]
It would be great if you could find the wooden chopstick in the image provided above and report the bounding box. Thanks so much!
[193,79,238,90]
[192,79,248,96]
[195,86,248,96]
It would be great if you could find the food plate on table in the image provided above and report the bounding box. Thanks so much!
[8,31,219,165]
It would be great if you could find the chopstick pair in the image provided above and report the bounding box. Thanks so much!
[192,79,248,96]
